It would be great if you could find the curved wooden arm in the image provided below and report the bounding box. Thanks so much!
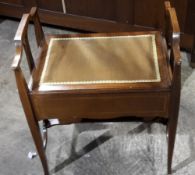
[12,13,31,71]
[164,1,181,65]
[11,43,23,70]
[14,14,30,42]
[165,2,180,41]
[12,13,30,70]
[12,7,45,71]
[30,7,45,46]
[167,8,180,44]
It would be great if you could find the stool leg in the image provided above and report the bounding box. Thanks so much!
[28,120,50,175]
[167,98,180,174]
[167,116,178,174]
[14,69,50,175]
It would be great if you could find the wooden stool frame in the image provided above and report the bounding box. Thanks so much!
[12,2,181,175]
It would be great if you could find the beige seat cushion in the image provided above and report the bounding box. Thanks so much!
[40,34,160,85]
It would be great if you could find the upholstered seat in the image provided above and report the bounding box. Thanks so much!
[41,33,160,85]
[34,31,171,92]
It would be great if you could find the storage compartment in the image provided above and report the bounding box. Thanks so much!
[32,92,170,120]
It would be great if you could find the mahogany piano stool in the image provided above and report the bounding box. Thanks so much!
[12,2,181,174]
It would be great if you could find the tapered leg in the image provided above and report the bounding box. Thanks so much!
[29,120,49,175]
[167,113,179,174]
[167,94,180,174]
[14,69,50,175]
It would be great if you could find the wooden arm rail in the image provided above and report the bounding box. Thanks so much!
[11,7,45,72]
[11,43,23,70]
[164,1,180,46]
[165,1,180,34]
[14,14,30,42]
[164,1,181,75]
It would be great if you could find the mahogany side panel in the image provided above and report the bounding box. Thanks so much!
[31,92,170,121]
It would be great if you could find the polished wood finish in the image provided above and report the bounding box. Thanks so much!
[164,2,181,173]
[12,8,49,175]
[12,2,181,174]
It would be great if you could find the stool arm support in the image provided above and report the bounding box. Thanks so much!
[14,14,30,42]
[165,1,180,33]
[164,1,181,66]
[14,7,45,45]
[12,7,45,71]
[172,43,181,66]
[30,7,46,46]
[170,42,181,86]
[12,13,29,70]
[167,8,180,44]
[164,1,180,45]
[11,43,23,70]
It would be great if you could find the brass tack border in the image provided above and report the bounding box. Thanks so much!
[40,34,161,85]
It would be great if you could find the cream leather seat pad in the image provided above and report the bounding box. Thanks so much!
[40,35,160,85]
